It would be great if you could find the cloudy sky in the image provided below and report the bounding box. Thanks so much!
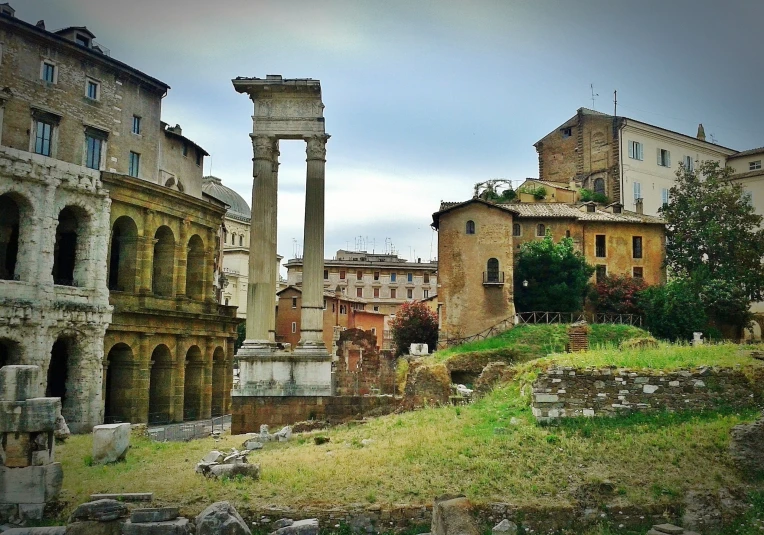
[17,0,764,265]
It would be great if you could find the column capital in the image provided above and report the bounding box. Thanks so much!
[251,134,276,161]
[305,134,330,161]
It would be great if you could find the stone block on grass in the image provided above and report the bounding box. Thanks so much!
[431,496,480,535]
[122,518,192,535]
[270,519,318,535]
[195,502,251,535]
[92,423,130,464]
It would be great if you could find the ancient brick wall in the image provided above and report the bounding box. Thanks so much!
[532,366,761,422]
[334,329,396,396]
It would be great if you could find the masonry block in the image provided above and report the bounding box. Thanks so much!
[92,423,130,464]
[0,366,40,402]
[0,463,63,503]
[3,433,32,467]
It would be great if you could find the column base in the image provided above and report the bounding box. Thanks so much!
[233,347,333,397]
[235,340,278,359]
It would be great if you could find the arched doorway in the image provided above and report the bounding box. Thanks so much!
[0,194,20,281]
[186,235,204,300]
[53,206,85,286]
[47,336,80,422]
[148,345,174,424]
[211,346,226,417]
[184,345,204,421]
[108,216,138,292]
[0,338,21,369]
[152,226,175,296]
[104,343,136,423]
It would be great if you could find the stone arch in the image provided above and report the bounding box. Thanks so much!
[186,234,205,300]
[0,338,22,368]
[52,205,90,286]
[211,346,226,417]
[152,226,175,296]
[47,334,81,423]
[0,193,21,281]
[149,344,174,424]
[104,343,137,423]
[466,220,475,235]
[486,258,500,283]
[593,177,605,196]
[230,232,236,245]
[108,216,139,292]
[183,345,204,421]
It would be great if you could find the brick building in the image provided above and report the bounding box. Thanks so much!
[0,5,239,431]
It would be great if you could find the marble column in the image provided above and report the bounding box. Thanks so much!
[298,134,329,349]
[268,139,280,342]
[244,134,277,347]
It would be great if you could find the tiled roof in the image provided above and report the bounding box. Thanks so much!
[520,179,574,191]
[730,146,764,158]
[501,202,664,224]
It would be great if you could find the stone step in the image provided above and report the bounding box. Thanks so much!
[90,492,153,502]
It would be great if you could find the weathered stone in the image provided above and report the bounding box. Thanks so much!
[202,451,224,464]
[271,519,294,530]
[729,412,764,476]
[18,502,45,522]
[131,509,179,524]
[195,501,251,535]
[275,426,292,442]
[492,519,517,535]
[54,415,70,442]
[4,527,67,535]
[270,518,318,535]
[70,499,128,522]
[652,524,684,535]
[122,518,192,535]
[242,440,263,450]
[431,496,479,535]
[0,399,61,434]
[92,424,130,464]
[205,463,260,480]
[642,384,659,394]
[0,463,62,503]
[682,489,746,532]
[535,394,558,403]
[4,433,32,467]
[66,521,124,535]
[90,493,152,503]
[0,366,40,402]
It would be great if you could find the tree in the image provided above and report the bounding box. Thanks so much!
[661,160,764,302]
[390,301,439,356]
[637,279,707,341]
[514,235,595,313]
[590,274,648,316]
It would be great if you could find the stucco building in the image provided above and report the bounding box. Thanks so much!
[432,198,666,340]
[0,5,239,430]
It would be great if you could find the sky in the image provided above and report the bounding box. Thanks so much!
[16,0,764,265]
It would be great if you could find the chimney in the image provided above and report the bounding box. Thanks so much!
[36,20,45,29]
[697,123,706,142]
[635,198,644,215]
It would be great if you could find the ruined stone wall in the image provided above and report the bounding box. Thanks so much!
[231,395,399,434]
[334,329,396,396]
[532,366,761,422]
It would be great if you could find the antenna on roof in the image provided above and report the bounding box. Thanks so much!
[710,133,718,144]
[613,89,617,116]
[590,83,599,110]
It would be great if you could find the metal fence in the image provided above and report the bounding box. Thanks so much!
[146,414,231,442]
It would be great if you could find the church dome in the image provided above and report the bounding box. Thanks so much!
[202,176,251,221]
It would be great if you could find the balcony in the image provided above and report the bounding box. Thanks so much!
[483,271,505,286]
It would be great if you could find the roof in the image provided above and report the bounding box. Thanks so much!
[729,146,764,159]
[518,178,574,192]
[431,197,519,229]
[53,26,96,38]
[162,122,209,156]
[202,176,251,222]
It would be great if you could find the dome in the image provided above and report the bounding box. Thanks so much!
[202,176,251,221]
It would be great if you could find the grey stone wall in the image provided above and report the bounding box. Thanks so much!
[532,366,760,422]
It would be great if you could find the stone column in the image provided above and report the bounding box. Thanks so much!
[139,209,155,294]
[138,333,153,424]
[242,134,277,348]
[201,337,214,419]
[298,134,329,350]
[268,139,280,342]
[174,335,188,422]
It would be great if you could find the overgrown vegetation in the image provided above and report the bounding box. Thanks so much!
[589,274,647,316]
[390,301,439,356]
[578,188,609,204]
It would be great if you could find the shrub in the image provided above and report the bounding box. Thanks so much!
[390,301,438,356]
[590,274,648,316]
[637,279,706,341]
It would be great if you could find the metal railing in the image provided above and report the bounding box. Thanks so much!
[482,271,505,285]
[146,414,231,442]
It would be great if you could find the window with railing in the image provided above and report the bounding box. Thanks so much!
[483,258,504,285]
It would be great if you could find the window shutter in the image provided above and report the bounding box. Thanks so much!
[628,141,634,159]
[657,148,662,165]
[666,151,671,167]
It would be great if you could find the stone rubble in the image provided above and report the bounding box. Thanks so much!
[431,495,480,535]
[196,448,260,480]
[728,410,764,476]
[195,501,251,535]
[269,518,319,535]
[492,519,518,535]
[646,523,700,535]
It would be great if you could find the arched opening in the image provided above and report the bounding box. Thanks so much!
[148,345,174,424]
[186,234,204,300]
[104,343,136,423]
[0,194,20,280]
[152,226,175,296]
[53,206,85,286]
[0,338,21,369]
[593,177,605,196]
[211,346,226,417]
[183,345,204,421]
[486,258,500,283]
[466,220,475,235]
[108,216,138,292]
[536,223,546,237]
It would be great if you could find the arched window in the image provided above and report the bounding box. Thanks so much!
[512,223,521,237]
[239,235,243,247]
[593,177,605,196]
[0,194,20,280]
[230,233,236,245]
[466,220,475,235]
[152,226,175,296]
[53,207,84,286]
[108,216,138,292]
[186,234,204,300]
[486,258,500,283]
[536,224,546,237]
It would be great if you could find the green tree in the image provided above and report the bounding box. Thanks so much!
[514,235,595,312]
[661,160,764,303]
[637,279,707,341]
[390,301,439,356]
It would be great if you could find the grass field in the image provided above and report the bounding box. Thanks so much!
[56,342,764,527]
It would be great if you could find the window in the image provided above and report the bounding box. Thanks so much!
[85,79,100,100]
[407,289,413,299]
[339,270,346,280]
[486,258,500,283]
[536,224,545,237]
[561,127,572,138]
[593,177,605,196]
[566,229,571,237]
[628,140,643,161]
[750,160,762,171]
[332,303,336,312]
[373,271,380,281]
[390,288,396,299]
[75,34,90,47]
[356,270,363,280]
[85,133,103,170]
[633,181,642,201]
[661,188,669,207]
[423,289,429,299]
[340,304,347,314]
[195,149,202,166]
[323,269,328,280]
[132,115,141,135]
[239,235,243,246]
[596,265,607,283]
[291,322,297,334]
[230,233,235,245]
[390,272,396,282]
[41,61,56,83]
[632,236,643,259]
[373,306,379,312]
[182,144,188,157]
[512,223,521,237]
[356,287,363,298]
[423,272,430,283]
[323,300,327,310]
[657,148,671,167]
[224,298,229,306]
[633,267,644,278]
[34,119,53,156]
[466,220,475,235]
[291,297,297,309]
[684,155,694,172]
[407,272,413,282]
[373,288,379,298]
[595,235,606,258]
[128,151,140,177]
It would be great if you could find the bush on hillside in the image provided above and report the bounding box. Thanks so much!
[390,301,439,356]
[590,274,648,316]
[638,279,706,341]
